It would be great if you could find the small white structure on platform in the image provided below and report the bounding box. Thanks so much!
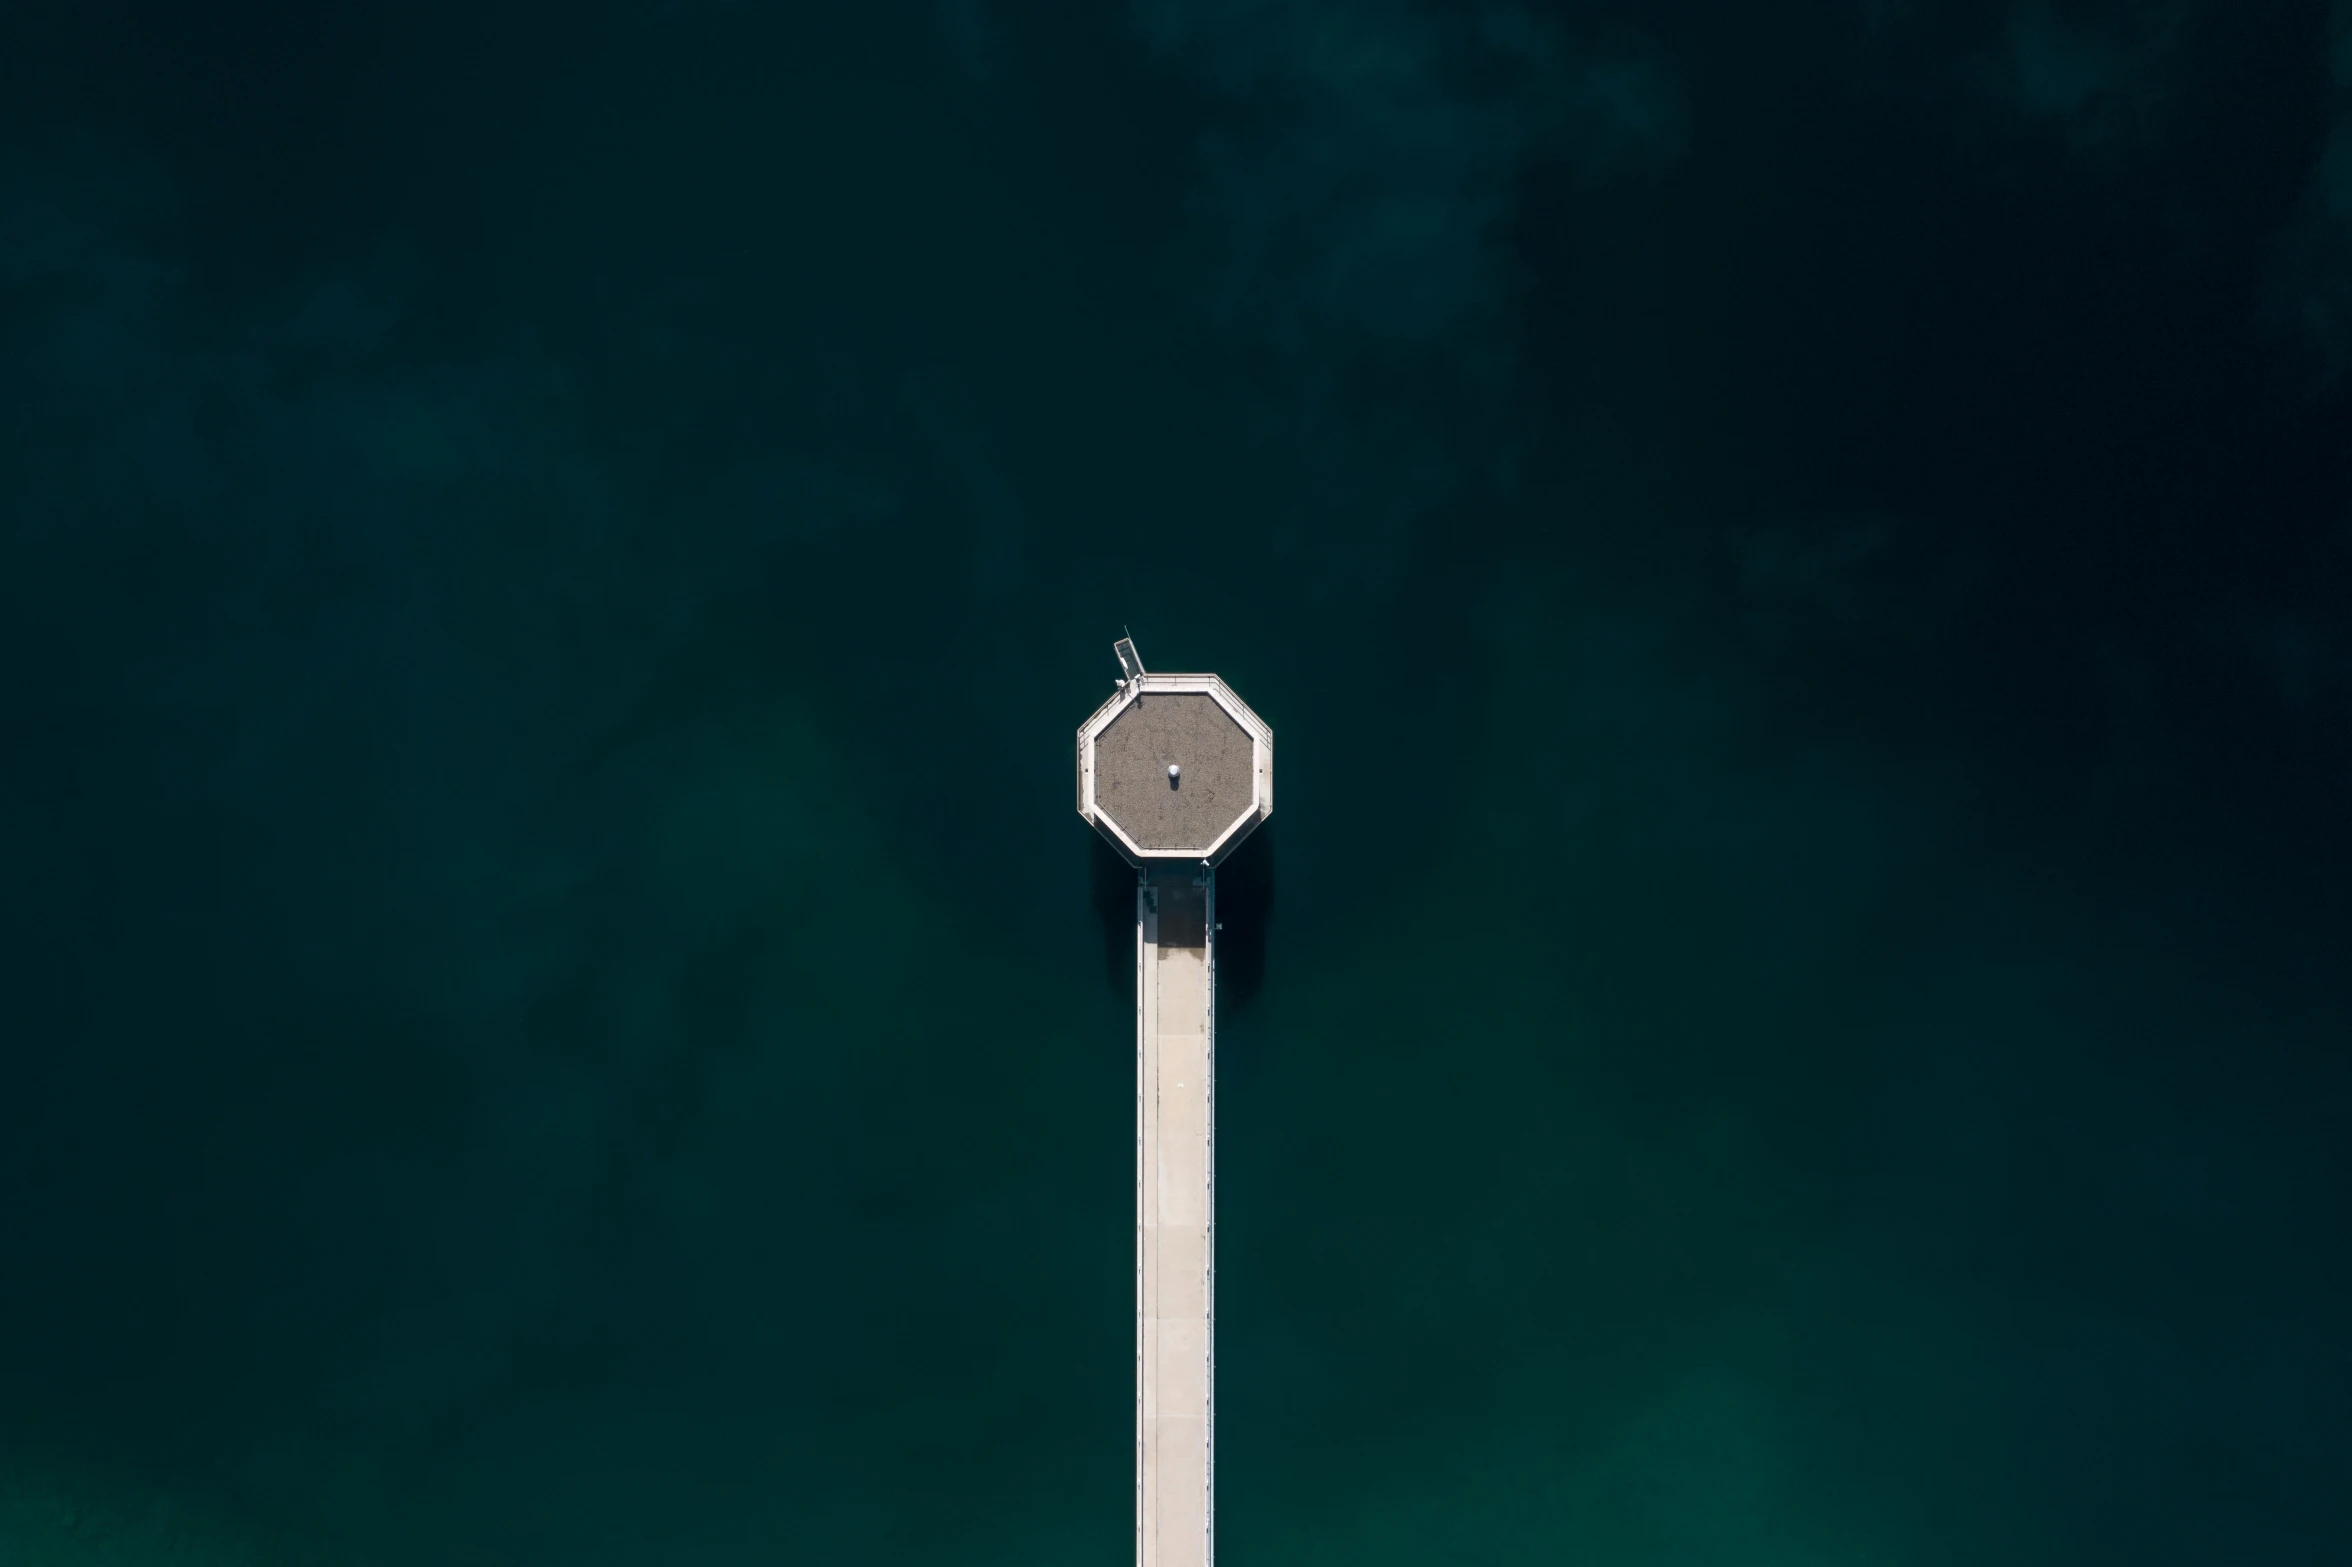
[1076,637,1273,1567]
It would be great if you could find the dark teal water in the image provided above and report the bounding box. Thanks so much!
[3,2,2348,1562]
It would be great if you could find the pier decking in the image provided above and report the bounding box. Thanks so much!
[1137,873,1214,1567]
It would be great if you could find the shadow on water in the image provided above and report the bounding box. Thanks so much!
[1090,831,1139,997]
[1214,825,1274,1015]
[1088,826,1275,1017]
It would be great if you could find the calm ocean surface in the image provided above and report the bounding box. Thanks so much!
[3,2,2347,1562]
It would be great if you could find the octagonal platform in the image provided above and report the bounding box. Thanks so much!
[1077,672,1272,865]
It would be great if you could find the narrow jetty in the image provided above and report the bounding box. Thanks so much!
[1077,639,1273,1567]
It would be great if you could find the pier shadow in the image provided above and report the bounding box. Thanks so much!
[1090,832,1139,995]
[1213,826,1274,1015]
[1088,828,1274,1016]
